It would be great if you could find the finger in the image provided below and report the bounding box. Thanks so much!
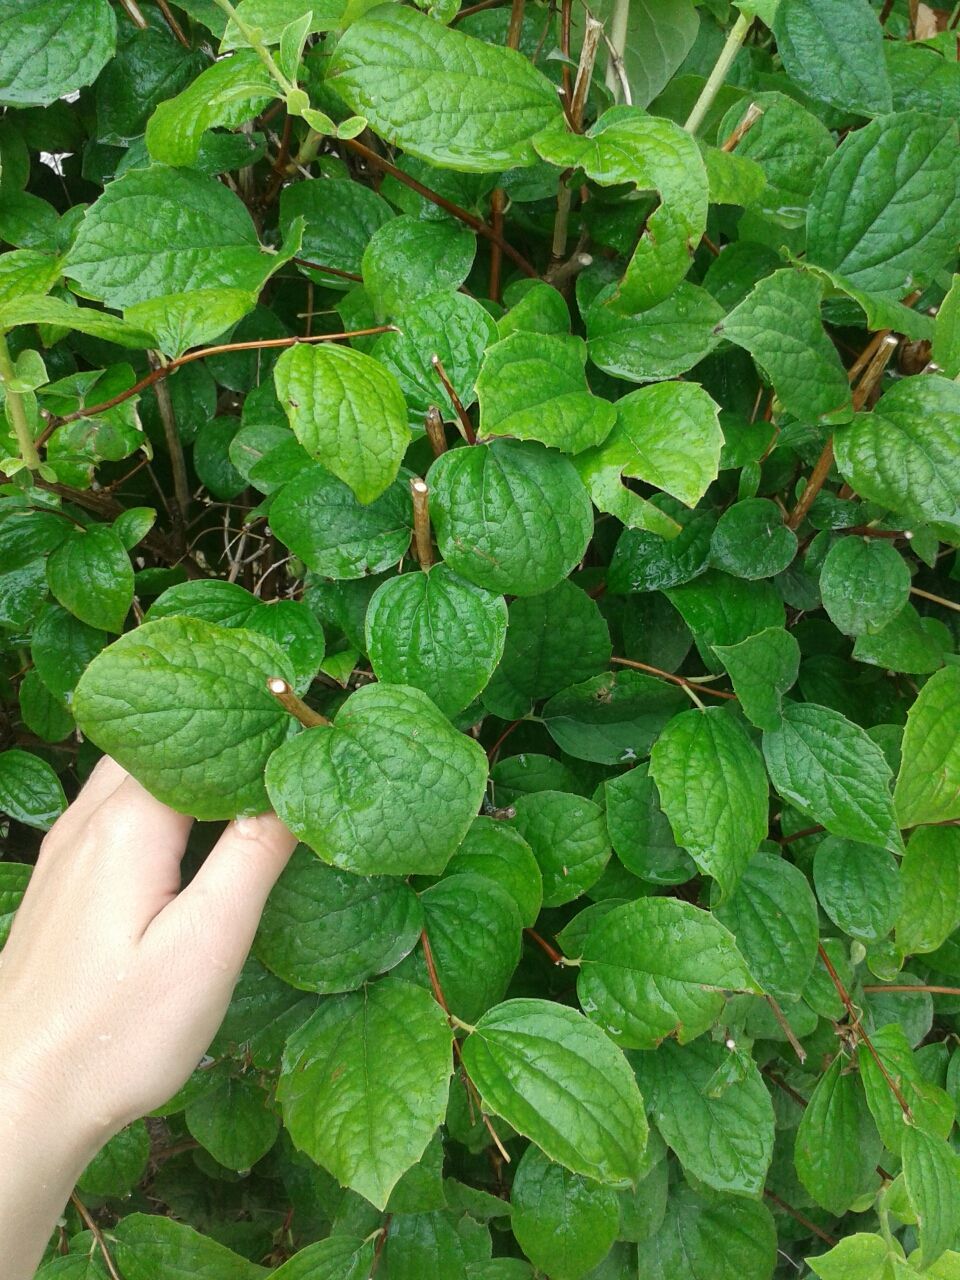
[148,812,296,973]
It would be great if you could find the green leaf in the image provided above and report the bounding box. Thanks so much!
[0,250,61,308]
[373,292,497,417]
[73,616,294,820]
[718,269,852,425]
[77,1121,150,1199]
[265,683,488,876]
[476,331,616,455]
[461,998,649,1186]
[408,874,522,1023]
[362,215,476,319]
[535,108,708,313]
[365,565,507,718]
[577,381,722,517]
[582,0,699,109]
[509,790,610,908]
[635,1187,777,1280]
[607,500,710,590]
[807,1235,899,1280]
[578,896,757,1050]
[813,836,902,942]
[795,1056,879,1216]
[603,766,696,886]
[31,604,108,707]
[278,978,452,1209]
[510,1145,620,1280]
[807,113,960,296]
[273,342,410,504]
[0,0,117,107]
[328,5,563,171]
[384,1209,492,1278]
[64,166,280,310]
[896,826,960,956]
[666,571,785,670]
[125,289,256,360]
[145,51,274,168]
[709,498,797,581]
[268,463,412,579]
[110,1213,268,1280]
[853,604,950,677]
[713,850,819,1000]
[894,666,960,827]
[762,701,903,854]
[255,845,422,993]
[714,628,800,732]
[542,670,686,767]
[934,273,960,379]
[482,581,611,721]
[18,669,74,744]
[282,177,392,284]
[584,282,723,385]
[186,1074,279,1171]
[270,1237,375,1280]
[0,749,66,831]
[819,537,911,637]
[716,90,834,212]
[633,1038,774,1196]
[446,817,543,929]
[0,295,156,348]
[650,707,769,900]
[860,1025,955,1157]
[903,1125,960,1268]
[772,0,891,115]
[834,376,960,536]
[428,441,594,597]
[46,524,133,634]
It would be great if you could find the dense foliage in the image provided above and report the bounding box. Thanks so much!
[1,0,960,1274]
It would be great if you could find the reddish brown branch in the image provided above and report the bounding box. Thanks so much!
[410,478,434,569]
[763,1190,837,1247]
[524,927,564,965]
[431,355,476,443]
[487,718,522,763]
[293,257,363,283]
[156,0,190,46]
[611,656,738,699]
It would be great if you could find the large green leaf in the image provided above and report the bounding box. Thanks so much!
[813,836,902,942]
[576,381,722,513]
[265,683,488,876]
[541,671,686,767]
[603,766,695,886]
[255,846,422,993]
[763,701,903,854]
[584,282,723,385]
[772,0,891,116]
[807,113,960,296]
[282,177,392,285]
[64,166,278,309]
[428,441,594,597]
[185,1074,279,1172]
[714,628,800,732]
[46,525,133,634]
[819,537,911,637]
[509,790,610,907]
[0,0,116,107]
[713,850,819,1001]
[895,666,960,828]
[145,52,274,168]
[461,998,648,1186]
[482,581,611,721]
[666,571,785,670]
[834,376,960,537]
[327,4,562,171]
[586,0,699,108]
[365,566,507,718]
[0,295,156,348]
[794,1056,879,1215]
[635,1188,777,1280]
[277,979,453,1210]
[903,1125,960,1268]
[362,216,476,319]
[445,817,542,929]
[896,826,960,956]
[110,1214,268,1280]
[709,499,798,581]
[535,108,708,312]
[72,617,293,820]
[270,1238,375,1280]
[633,1039,774,1196]
[268,464,412,579]
[510,1144,620,1280]
[859,1024,955,1158]
[578,896,757,1050]
[125,289,257,361]
[718,269,852,425]
[273,343,410,504]
[649,707,769,899]
[0,749,66,831]
[476,331,616,455]
[806,1234,896,1280]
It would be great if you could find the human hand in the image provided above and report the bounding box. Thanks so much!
[0,754,296,1154]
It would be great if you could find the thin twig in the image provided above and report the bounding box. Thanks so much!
[775,824,824,845]
[424,406,447,458]
[611,655,737,699]
[410,479,434,569]
[266,677,330,727]
[720,102,763,152]
[911,586,960,614]
[293,256,363,282]
[117,0,148,27]
[486,718,522,763]
[862,985,960,996]
[525,927,565,965]
[765,995,807,1063]
[70,1194,124,1280]
[763,1190,838,1247]
[151,358,191,528]
[156,0,190,45]
[431,355,476,443]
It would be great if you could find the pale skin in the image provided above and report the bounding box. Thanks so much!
[0,756,297,1280]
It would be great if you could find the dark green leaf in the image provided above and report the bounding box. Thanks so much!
[714,628,800,732]
[509,790,610,907]
[819,537,911,637]
[813,836,902,942]
[110,1213,268,1280]
[541,671,686,766]
[0,0,116,107]
[772,0,891,116]
[186,1075,279,1172]
[635,1188,777,1280]
[510,1144,619,1280]
[602,766,696,886]
[709,498,797,580]
[446,817,543,929]
[0,749,66,830]
[903,1125,960,1268]
[894,666,960,828]
[896,825,960,956]
[794,1056,879,1215]
[46,524,133,634]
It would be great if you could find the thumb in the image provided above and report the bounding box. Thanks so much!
[154,812,297,973]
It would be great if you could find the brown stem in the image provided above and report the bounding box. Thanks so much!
[817,942,913,1122]
[776,824,824,845]
[762,1067,809,1110]
[70,1194,124,1280]
[488,188,506,302]
[50,327,397,429]
[410,478,434,569]
[851,333,899,411]
[156,0,190,45]
[117,0,148,27]
[786,438,834,531]
[431,355,476,443]
[611,655,738,699]
[421,928,451,1017]
[570,17,603,129]
[262,113,294,206]
[910,586,960,614]
[720,102,763,152]
[862,984,960,996]
[560,0,573,114]
[486,717,522,763]
[424,406,447,458]
[342,137,537,279]
[765,995,807,1064]
[879,0,895,21]
[843,525,911,541]
[151,359,191,530]
[763,1190,838,1247]
[525,927,564,965]
[369,1222,390,1278]
[267,677,331,727]
[293,256,363,283]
